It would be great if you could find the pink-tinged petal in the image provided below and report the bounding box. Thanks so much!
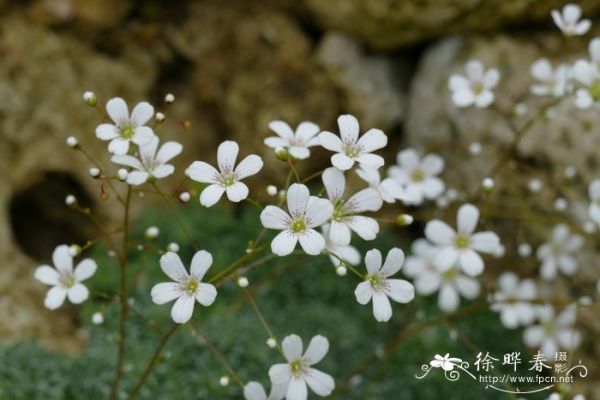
[344,188,382,213]
[130,101,154,126]
[271,231,298,256]
[235,154,263,180]
[260,206,291,229]
[425,220,456,245]
[328,220,351,246]
[364,249,382,274]
[286,183,310,218]
[268,120,295,141]
[356,153,384,169]
[420,154,444,175]
[108,138,130,155]
[268,363,291,386]
[195,283,217,306]
[331,153,355,170]
[296,121,320,142]
[131,127,156,146]
[151,282,181,304]
[372,292,392,322]
[470,232,500,253]
[322,167,346,202]
[459,250,484,276]
[298,229,325,255]
[438,284,459,312]
[380,248,404,277]
[186,161,220,184]
[318,131,344,152]
[282,334,303,361]
[96,124,120,140]
[74,259,97,282]
[52,245,73,275]
[126,171,150,185]
[156,141,183,164]
[303,335,329,365]
[190,250,213,280]
[217,141,239,173]
[111,154,143,169]
[106,97,129,124]
[200,184,226,207]
[357,128,387,153]
[159,252,189,282]
[385,279,415,303]
[305,198,333,227]
[346,215,379,241]
[304,368,335,396]
[171,295,195,324]
[433,247,459,272]
[45,286,67,310]
[355,281,373,305]
[287,378,307,400]
[67,283,89,304]
[225,181,249,202]
[457,204,479,235]
[35,265,60,286]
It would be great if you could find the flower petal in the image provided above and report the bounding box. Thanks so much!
[44,286,67,310]
[235,155,263,180]
[286,183,309,218]
[271,231,298,256]
[287,378,307,400]
[225,181,249,202]
[354,281,373,305]
[296,121,320,142]
[200,184,226,207]
[130,101,154,126]
[457,204,479,235]
[305,198,333,227]
[269,363,291,386]
[298,229,325,255]
[195,283,217,307]
[160,252,189,282]
[243,382,268,400]
[156,141,183,164]
[106,97,129,124]
[425,220,456,245]
[385,279,415,303]
[470,232,500,253]
[357,128,387,153]
[344,188,382,213]
[190,250,213,280]
[372,291,393,322]
[268,120,295,140]
[380,248,404,277]
[331,153,355,170]
[337,114,359,144]
[67,283,89,304]
[131,127,155,146]
[459,250,484,276]
[364,249,382,274]
[303,335,329,365]
[305,368,335,396]
[322,167,345,202]
[318,131,344,152]
[126,171,150,185]
[171,295,195,324]
[151,282,181,305]
[420,154,444,175]
[282,334,303,361]
[346,216,379,241]
[96,124,120,140]
[439,284,459,312]
[186,161,220,184]
[217,141,239,173]
[74,259,97,282]
[108,138,130,155]
[328,220,351,246]
[52,245,73,275]
[260,206,291,229]
[356,153,384,169]
[35,265,60,286]
[433,247,459,272]
[111,154,143,169]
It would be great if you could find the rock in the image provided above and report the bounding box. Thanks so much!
[286,0,600,49]
[27,0,132,31]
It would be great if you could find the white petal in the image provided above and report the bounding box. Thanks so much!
[106,97,129,123]
[448,74,470,91]
[151,282,181,305]
[195,283,217,306]
[551,10,564,30]
[563,4,581,25]
[52,245,73,275]
[296,121,320,142]
[574,20,591,35]
[74,259,97,282]
[282,334,303,361]
[152,165,175,179]
[346,216,379,241]
[186,161,220,184]
[96,124,120,140]
[470,232,500,253]
[355,166,380,187]
[130,101,154,126]
[465,60,484,81]
[421,178,445,199]
[322,167,346,202]
[331,245,361,266]
[200,184,226,207]
[217,140,239,173]
[530,58,553,80]
[523,326,544,347]
[356,153,384,169]
[108,138,130,155]
[357,128,387,153]
[171,295,195,323]
[131,127,156,146]
[588,179,600,200]
[433,247,459,272]
[484,69,500,88]
[331,153,355,170]
[364,249,382,274]
[385,279,415,303]
[271,231,298,256]
[244,382,268,400]
[190,250,213,280]
[425,221,456,245]
[474,91,494,108]
[415,273,441,295]
[372,292,392,322]
[328,220,351,246]
[455,276,480,299]
[305,198,333,227]
[337,114,359,144]
[235,155,263,180]
[264,136,289,149]
[286,184,309,218]
[35,265,60,286]
[540,259,557,280]
[452,89,475,107]
[126,171,150,185]
[457,204,479,235]
[261,206,291,229]
[575,89,593,109]
[156,141,183,164]
[420,154,444,175]
[459,250,485,276]
[303,335,329,365]
[397,148,420,169]
[67,283,89,304]
[287,378,307,400]
[344,188,382,213]
[111,154,143,169]
[268,120,295,140]
[226,181,249,202]
[44,286,67,310]
[269,364,292,386]
[289,146,310,160]
[299,229,325,255]
[160,252,189,282]
[381,248,405,277]
[354,281,373,305]
[304,369,334,396]
[318,131,344,152]
[438,284,459,312]
[139,135,159,162]
[590,38,600,62]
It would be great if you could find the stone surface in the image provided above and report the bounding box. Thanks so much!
[27,0,132,30]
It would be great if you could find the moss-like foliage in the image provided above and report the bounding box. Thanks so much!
[0,205,541,399]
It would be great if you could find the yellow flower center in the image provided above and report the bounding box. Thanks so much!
[290,359,306,377]
[183,277,199,295]
[411,169,425,182]
[221,173,236,187]
[367,273,386,291]
[61,274,76,288]
[442,268,459,281]
[455,234,470,249]
[590,81,600,100]
[291,218,307,233]
[120,125,135,139]
[344,145,359,158]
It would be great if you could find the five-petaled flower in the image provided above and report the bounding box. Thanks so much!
[529,58,571,97]
[260,183,333,256]
[264,120,321,160]
[354,248,415,322]
[243,381,286,400]
[425,203,500,276]
[551,3,591,36]
[35,244,97,310]
[318,114,387,171]
[151,251,217,324]
[430,354,462,371]
[355,165,412,204]
[523,305,581,358]
[572,59,600,108]
[95,97,156,155]
[111,137,182,185]
[448,60,500,108]
[388,149,445,205]
[268,334,335,400]
[186,140,264,207]
[490,272,537,329]
[536,224,583,280]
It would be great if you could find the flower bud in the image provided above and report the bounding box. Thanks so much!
[266,337,277,348]
[179,192,191,203]
[336,265,347,276]
[82,91,97,106]
[145,226,160,240]
[66,136,79,148]
[65,194,77,206]
[167,242,180,252]
[237,276,249,288]
[92,312,104,325]
[89,167,101,178]
[69,244,81,257]
[164,93,175,104]
[155,112,166,123]
[482,177,494,192]
[396,214,414,226]
[117,169,128,181]
[219,376,230,387]
[468,142,481,155]
[266,185,277,196]
[274,147,289,161]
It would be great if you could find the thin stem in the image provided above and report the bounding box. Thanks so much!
[152,182,198,250]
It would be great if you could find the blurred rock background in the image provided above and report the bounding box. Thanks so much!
[1,0,599,391]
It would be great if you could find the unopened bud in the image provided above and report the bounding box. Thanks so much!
[266,185,277,196]
[219,376,230,387]
[155,112,166,123]
[83,91,97,106]
[117,169,128,181]
[69,244,81,257]
[266,337,277,348]
[237,276,249,288]
[336,265,347,276]
[274,147,289,161]
[145,226,160,240]
[65,194,77,206]
[92,312,104,325]
[179,192,191,203]
[167,242,180,252]
[89,167,101,178]
[164,93,175,104]
[66,136,79,148]
[396,214,414,226]
[482,177,494,191]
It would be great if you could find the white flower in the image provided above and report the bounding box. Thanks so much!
[268,334,335,400]
[354,248,415,322]
[322,167,382,245]
[388,149,445,205]
[490,272,537,329]
[95,97,156,155]
[572,59,600,108]
[34,245,97,309]
[355,166,414,204]
[321,224,361,267]
[590,37,600,66]
[112,137,182,185]
[529,58,570,97]
[403,239,438,279]
[523,305,581,358]
[244,381,286,400]
[536,224,583,280]
[588,179,600,224]
[264,121,320,160]
[151,251,217,324]
[318,114,387,171]
[551,4,591,36]
[425,204,500,276]
[430,354,462,371]
[448,60,499,108]
[260,184,333,256]
[186,141,263,207]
